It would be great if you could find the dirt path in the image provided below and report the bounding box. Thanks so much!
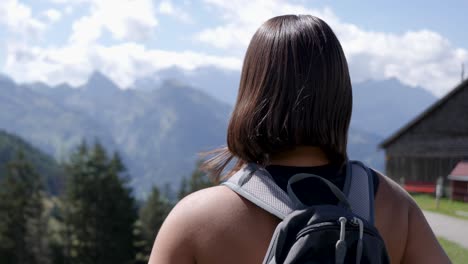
[424,211,468,248]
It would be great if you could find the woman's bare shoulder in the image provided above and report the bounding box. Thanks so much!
[175,186,259,223]
[150,185,277,264]
[150,186,245,263]
[371,169,450,263]
[371,169,411,262]
[373,169,414,208]
[157,185,271,243]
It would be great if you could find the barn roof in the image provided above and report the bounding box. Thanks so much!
[380,78,468,149]
[448,161,468,182]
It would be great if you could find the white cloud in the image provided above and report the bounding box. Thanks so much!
[43,9,62,23]
[5,41,92,85]
[339,29,468,95]
[5,41,242,88]
[159,1,174,13]
[65,6,73,14]
[197,0,328,50]
[48,0,87,3]
[0,0,46,40]
[69,0,158,44]
[70,14,102,44]
[197,0,468,96]
[3,0,467,97]
[2,0,235,88]
[158,0,193,23]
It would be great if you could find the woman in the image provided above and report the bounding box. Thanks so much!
[150,15,450,264]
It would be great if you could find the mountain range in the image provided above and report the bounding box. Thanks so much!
[0,68,437,196]
[133,66,437,138]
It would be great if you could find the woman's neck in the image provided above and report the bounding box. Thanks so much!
[268,146,329,167]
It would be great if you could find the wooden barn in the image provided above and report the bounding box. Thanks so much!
[379,78,468,191]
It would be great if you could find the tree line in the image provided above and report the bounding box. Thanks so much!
[0,141,212,264]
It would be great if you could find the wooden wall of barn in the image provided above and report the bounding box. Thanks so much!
[383,81,468,184]
[386,156,463,183]
[452,181,468,202]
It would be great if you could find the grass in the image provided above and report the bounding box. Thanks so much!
[438,237,468,263]
[412,194,468,220]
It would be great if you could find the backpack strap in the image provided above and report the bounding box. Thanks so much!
[222,163,295,219]
[343,161,376,224]
[286,173,352,210]
[221,161,376,224]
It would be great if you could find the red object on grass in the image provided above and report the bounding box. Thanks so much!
[403,181,436,194]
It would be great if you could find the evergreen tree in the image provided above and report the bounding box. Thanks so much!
[133,220,148,264]
[135,185,172,263]
[0,151,50,264]
[63,142,137,264]
[177,177,188,200]
[178,161,213,199]
[162,183,176,203]
[47,197,68,264]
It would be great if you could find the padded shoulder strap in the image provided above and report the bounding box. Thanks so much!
[222,161,375,223]
[222,163,295,220]
[344,161,375,224]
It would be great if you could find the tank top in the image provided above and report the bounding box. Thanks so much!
[266,163,379,206]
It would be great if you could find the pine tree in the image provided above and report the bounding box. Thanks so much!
[178,161,213,199]
[177,177,188,200]
[0,151,50,264]
[162,183,176,203]
[47,197,67,264]
[133,220,148,264]
[63,142,137,264]
[135,162,211,261]
[136,186,172,263]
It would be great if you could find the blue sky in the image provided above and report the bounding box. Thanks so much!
[317,0,468,48]
[0,0,467,96]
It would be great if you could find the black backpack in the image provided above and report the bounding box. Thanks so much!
[222,160,390,264]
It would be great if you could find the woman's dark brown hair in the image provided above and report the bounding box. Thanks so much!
[203,15,352,182]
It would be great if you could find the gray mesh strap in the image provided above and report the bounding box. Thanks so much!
[222,161,375,223]
[345,161,375,224]
[221,163,295,219]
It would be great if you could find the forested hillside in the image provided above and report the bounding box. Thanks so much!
[0,130,63,194]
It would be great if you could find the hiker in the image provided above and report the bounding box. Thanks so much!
[149,15,450,264]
